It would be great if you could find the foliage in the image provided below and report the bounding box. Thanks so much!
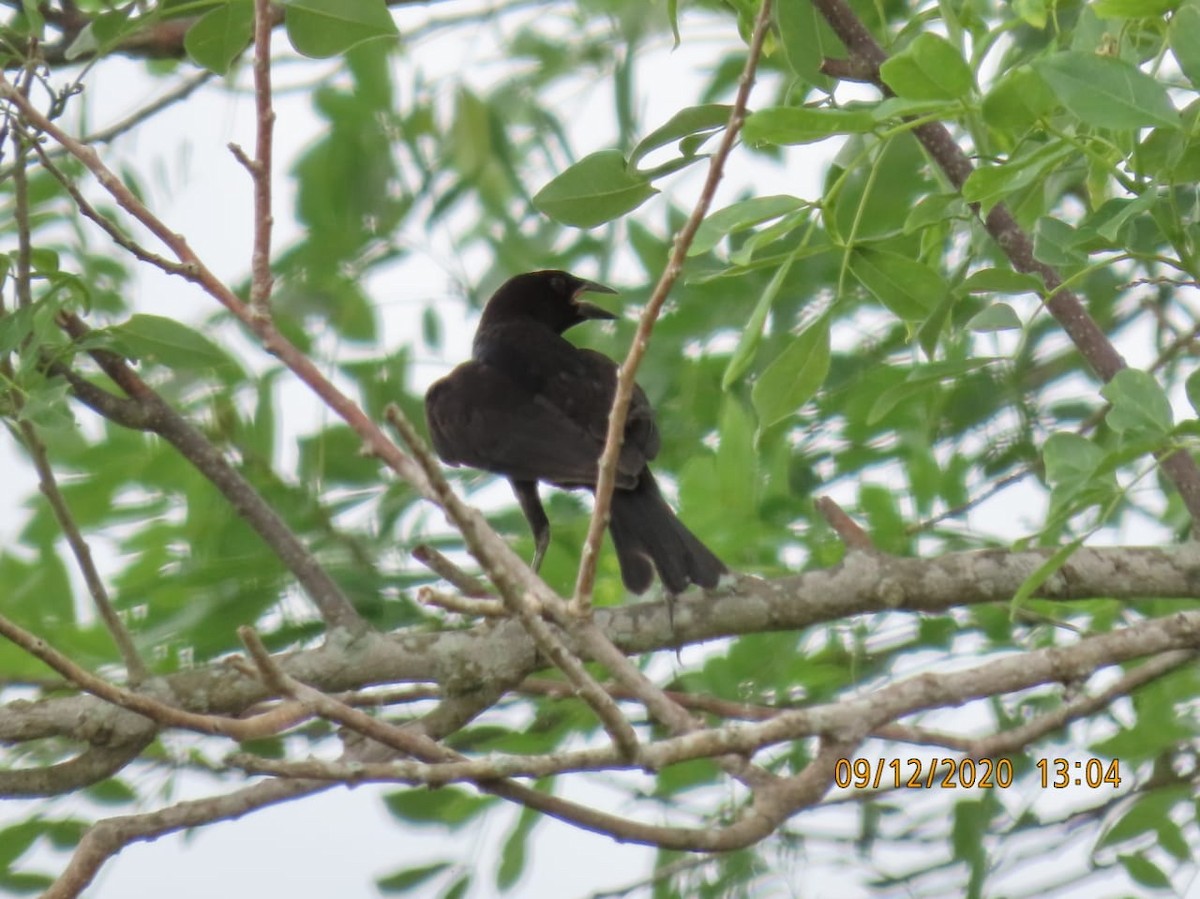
[1,0,1200,896]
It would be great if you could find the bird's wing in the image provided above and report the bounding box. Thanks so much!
[425,361,639,488]
[554,348,660,469]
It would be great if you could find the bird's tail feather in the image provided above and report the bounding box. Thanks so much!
[607,471,726,595]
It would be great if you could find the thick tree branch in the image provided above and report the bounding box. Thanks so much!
[231,614,1200,792]
[4,544,1198,764]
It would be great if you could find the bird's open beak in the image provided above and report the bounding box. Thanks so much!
[572,279,618,321]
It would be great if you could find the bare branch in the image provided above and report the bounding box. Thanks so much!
[246,0,275,314]
[418,585,506,617]
[413,542,493,597]
[54,315,363,632]
[572,0,775,612]
[44,777,328,899]
[16,420,147,682]
[815,496,875,551]
[967,649,1196,757]
[0,609,310,741]
[0,735,156,798]
[0,72,433,507]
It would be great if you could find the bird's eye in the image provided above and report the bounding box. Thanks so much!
[551,275,566,294]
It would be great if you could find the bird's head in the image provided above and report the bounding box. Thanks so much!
[479,270,617,334]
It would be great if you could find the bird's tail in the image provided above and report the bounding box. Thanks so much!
[607,471,727,595]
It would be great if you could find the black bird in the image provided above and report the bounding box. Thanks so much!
[424,270,726,595]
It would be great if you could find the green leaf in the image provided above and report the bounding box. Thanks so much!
[981,66,1058,132]
[751,317,830,428]
[532,150,656,228]
[1092,0,1178,16]
[1010,538,1083,614]
[848,247,946,320]
[185,1,254,75]
[741,106,876,146]
[774,0,842,90]
[0,872,53,893]
[63,6,134,60]
[967,303,1022,331]
[866,359,1002,424]
[722,253,796,389]
[1034,52,1180,130]
[1043,432,1105,489]
[377,861,452,893]
[630,105,730,166]
[1081,192,1157,242]
[691,195,806,256]
[19,374,74,432]
[106,314,237,374]
[879,33,973,101]
[666,0,681,48]
[1101,369,1173,436]
[1119,853,1172,889]
[284,0,399,59]
[960,268,1043,294]
[1012,0,1048,25]
[497,803,539,890]
[1033,217,1087,270]
[1099,788,1191,848]
[84,778,138,805]
[0,822,41,869]
[961,141,1075,210]
[1169,0,1200,88]
[1185,368,1200,416]
[869,97,960,122]
[383,787,492,828]
[903,193,965,235]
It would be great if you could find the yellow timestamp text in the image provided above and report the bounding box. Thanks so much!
[833,757,1123,790]
[834,757,1014,789]
[1037,757,1122,789]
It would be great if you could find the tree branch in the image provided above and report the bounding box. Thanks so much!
[16,419,148,682]
[242,0,274,314]
[55,314,364,632]
[572,0,774,612]
[810,0,1200,526]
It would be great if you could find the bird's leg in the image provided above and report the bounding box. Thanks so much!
[510,479,550,571]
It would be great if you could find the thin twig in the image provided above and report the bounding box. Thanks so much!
[572,0,774,613]
[17,421,148,683]
[4,86,147,683]
[29,139,194,276]
[815,496,875,551]
[55,314,364,632]
[0,71,434,524]
[413,543,493,597]
[44,776,328,899]
[9,75,34,312]
[418,586,506,617]
[0,71,212,181]
[245,0,274,314]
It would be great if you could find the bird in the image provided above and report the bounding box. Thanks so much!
[424,270,726,595]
